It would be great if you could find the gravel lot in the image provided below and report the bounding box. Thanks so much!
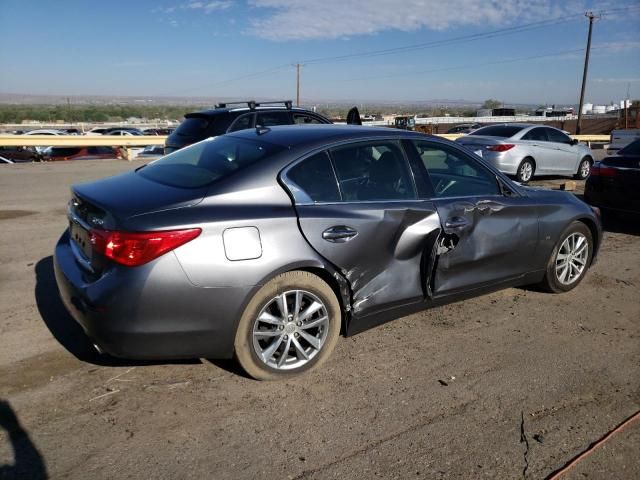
[1,154,638,479]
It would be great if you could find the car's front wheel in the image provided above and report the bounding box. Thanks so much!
[234,271,341,380]
[574,157,592,180]
[540,221,593,293]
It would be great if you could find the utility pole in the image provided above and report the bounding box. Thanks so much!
[576,12,598,135]
[295,63,302,106]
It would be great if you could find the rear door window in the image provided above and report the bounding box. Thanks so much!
[287,152,340,203]
[522,128,548,142]
[228,114,254,132]
[174,117,211,137]
[329,141,416,201]
[256,111,291,127]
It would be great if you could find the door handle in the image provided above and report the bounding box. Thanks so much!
[444,217,469,229]
[322,226,358,243]
[475,199,505,212]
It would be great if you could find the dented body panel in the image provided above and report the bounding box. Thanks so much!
[294,202,441,321]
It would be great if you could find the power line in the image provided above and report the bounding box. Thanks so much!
[156,4,640,97]
[326,47,589,84]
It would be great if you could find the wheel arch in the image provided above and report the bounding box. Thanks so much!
[575,216,600,263]
[253,262,352,335]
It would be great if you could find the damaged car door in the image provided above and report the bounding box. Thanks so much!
[282,140,441,318]
[406,139,539,296]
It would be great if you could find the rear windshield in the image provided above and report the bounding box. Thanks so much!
[174,117,211,137]
[619,139,640,155]
[469,125,525,138]
[138,136,284,188]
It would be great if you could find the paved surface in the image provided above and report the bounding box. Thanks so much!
[1,156,639,479]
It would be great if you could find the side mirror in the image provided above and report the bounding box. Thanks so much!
[571,138,579,146]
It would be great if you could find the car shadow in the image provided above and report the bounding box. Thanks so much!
[34,256,198,367]
[0,400,48,480]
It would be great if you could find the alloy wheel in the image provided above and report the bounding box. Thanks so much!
[580,160,591,178]
[252,290,329,370]
[555,232,589,285]
[519,162,533,182]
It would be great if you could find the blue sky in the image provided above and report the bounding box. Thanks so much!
[1,0,639,105]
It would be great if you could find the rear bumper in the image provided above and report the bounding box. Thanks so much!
[53,230,254,360]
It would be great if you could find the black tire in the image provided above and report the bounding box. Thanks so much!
[574,157,592,180]
[516,158,535,183]
[539,221,593,293]
[234,271,341,380]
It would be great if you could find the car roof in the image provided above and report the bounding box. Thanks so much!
[187,106,321,118]
[225,124,429,148]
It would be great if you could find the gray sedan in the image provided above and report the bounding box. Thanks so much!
[455,123,594,183]
[54,125,602,380]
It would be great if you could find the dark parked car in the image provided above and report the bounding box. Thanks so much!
[54,125,601,380]
[447,123,481,134]
[164,100,332,154]
[44,146,122,161]
[0,146,41,163]
[584,139,640,215]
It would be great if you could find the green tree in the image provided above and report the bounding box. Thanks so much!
[482,99,502,110]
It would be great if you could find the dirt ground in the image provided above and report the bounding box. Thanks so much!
[1,155,638,480]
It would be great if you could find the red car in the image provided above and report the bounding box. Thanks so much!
[44,146,123,161]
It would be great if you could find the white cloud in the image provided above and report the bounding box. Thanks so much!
[246,0,581,41]
[594,40,640,53]
[185,1,233,13]
[593,77,640,84]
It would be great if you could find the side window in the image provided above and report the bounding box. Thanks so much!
[522,128,548,142]
[256,111,291,127]
[228,114,254,132]
[412,141,500,198]
[545,128,572,144]
[292,114,324,125]
[287,152,340,203]
[329,141,416,201]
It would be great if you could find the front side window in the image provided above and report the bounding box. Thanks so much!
[287,152,340,203]
[293,114,324,125]
[256,111,291,127]
[412,141,500,198]
[329,141,416,201]
[544,128,572,144]
[139,137,284,188]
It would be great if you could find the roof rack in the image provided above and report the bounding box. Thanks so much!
[215,100,293,110]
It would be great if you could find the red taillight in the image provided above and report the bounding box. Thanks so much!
[590,165,617,177]
[90,228,201,267]
[486,144,516,152]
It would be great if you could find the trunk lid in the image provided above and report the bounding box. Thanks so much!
[72,170,207,227]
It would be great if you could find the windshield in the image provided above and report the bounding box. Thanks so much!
[138,136,284,188]
[469,125,526,138]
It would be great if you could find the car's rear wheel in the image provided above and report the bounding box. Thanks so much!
[540,221,593,293]
[516,158,535,183]
[234,271,341,380]
[574,157,592,180]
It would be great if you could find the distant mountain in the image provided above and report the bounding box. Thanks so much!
[0,92,539,109]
